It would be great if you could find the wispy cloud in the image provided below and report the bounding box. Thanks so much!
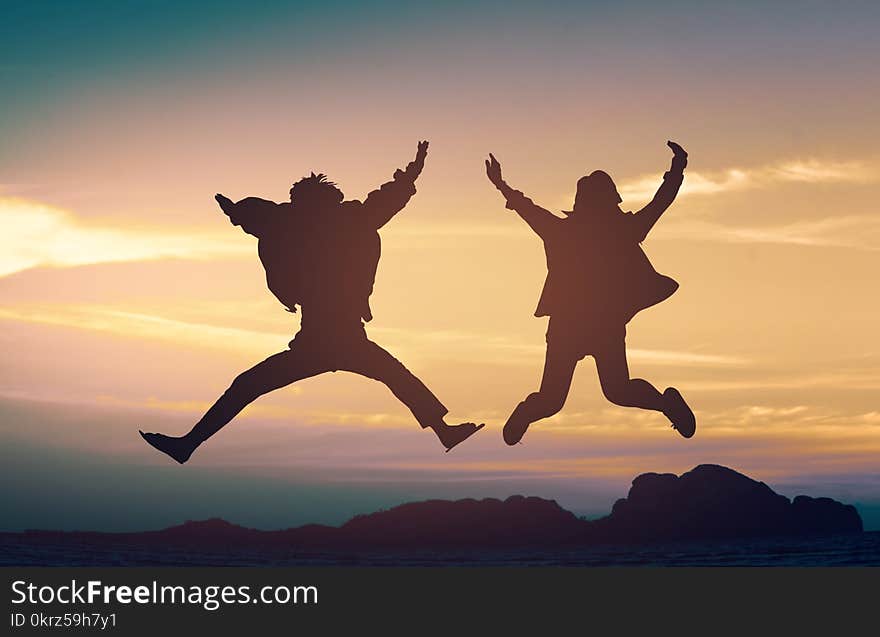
[0,303,746,371]
[389,156,880,251]
[656,214,880,250]
[685,368,880,393]
[370,325,747,367]
[4,156,875,278]
[626,348,748,367]
[0,304,289,353]
[0,197,248,277]
[619,158,878,202]
[615,157,880,250]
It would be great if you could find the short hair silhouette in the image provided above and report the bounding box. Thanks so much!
[140,141,485,464]
[289,172,344,206]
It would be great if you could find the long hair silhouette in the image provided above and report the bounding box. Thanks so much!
[486,141,696,445]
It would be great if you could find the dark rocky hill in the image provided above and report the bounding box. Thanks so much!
[588,464,862,543]
[15,465,862,550]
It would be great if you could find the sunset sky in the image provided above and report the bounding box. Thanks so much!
[2,1,879,531]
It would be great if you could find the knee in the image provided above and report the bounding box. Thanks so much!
[600,379,631,406]
[525,390,566,417]
[228,371,262,400]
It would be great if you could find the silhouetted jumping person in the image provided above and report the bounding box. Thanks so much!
[486,141,696,445]
[141,141,484,463]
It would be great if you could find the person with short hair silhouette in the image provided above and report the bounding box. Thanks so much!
[485,141,696,444]
[141,141,484,463]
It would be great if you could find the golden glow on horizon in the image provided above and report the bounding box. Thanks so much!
[3,146,880,475]
[2,121,879,489]
[0,197,248,277]
[0,302,752,369]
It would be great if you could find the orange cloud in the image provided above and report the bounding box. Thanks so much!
[0,196,248,277]
[618,157,878,202]
[654,215,880,250]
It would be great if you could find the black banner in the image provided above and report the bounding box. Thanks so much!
[2,567,876,634]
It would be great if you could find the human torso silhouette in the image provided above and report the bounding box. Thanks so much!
[140,142,487,463]
[226,175,419,333]
[254,200,382,331]
[526,206,679,331]
[485,143,695,444]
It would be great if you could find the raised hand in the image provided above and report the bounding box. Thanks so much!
[485,153,504,188]
[215,193,235,215]
[667,140,688,171]
[402,140,430,179]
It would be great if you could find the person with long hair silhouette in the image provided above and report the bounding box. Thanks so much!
[486,141,695,444]
[141,141,484,463]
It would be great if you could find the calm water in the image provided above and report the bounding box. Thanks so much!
[2,532,879,566]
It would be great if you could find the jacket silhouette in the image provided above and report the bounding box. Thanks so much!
[522,184,681,324]
[140,142,483,463]
[486,142,696,444]
[223,171,416,326]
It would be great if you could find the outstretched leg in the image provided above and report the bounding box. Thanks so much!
[593,338,665,411]
[593,338,695,438]
[503,345,579,445]
[342,338,484,451]
[141,347,327,463]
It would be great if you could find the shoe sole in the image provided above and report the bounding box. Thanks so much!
[664,388,696,438]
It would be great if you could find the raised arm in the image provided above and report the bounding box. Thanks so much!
[485,153,559,238]
[214,193,282,238]
[630,141,688,242]
[360,140,428,229]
